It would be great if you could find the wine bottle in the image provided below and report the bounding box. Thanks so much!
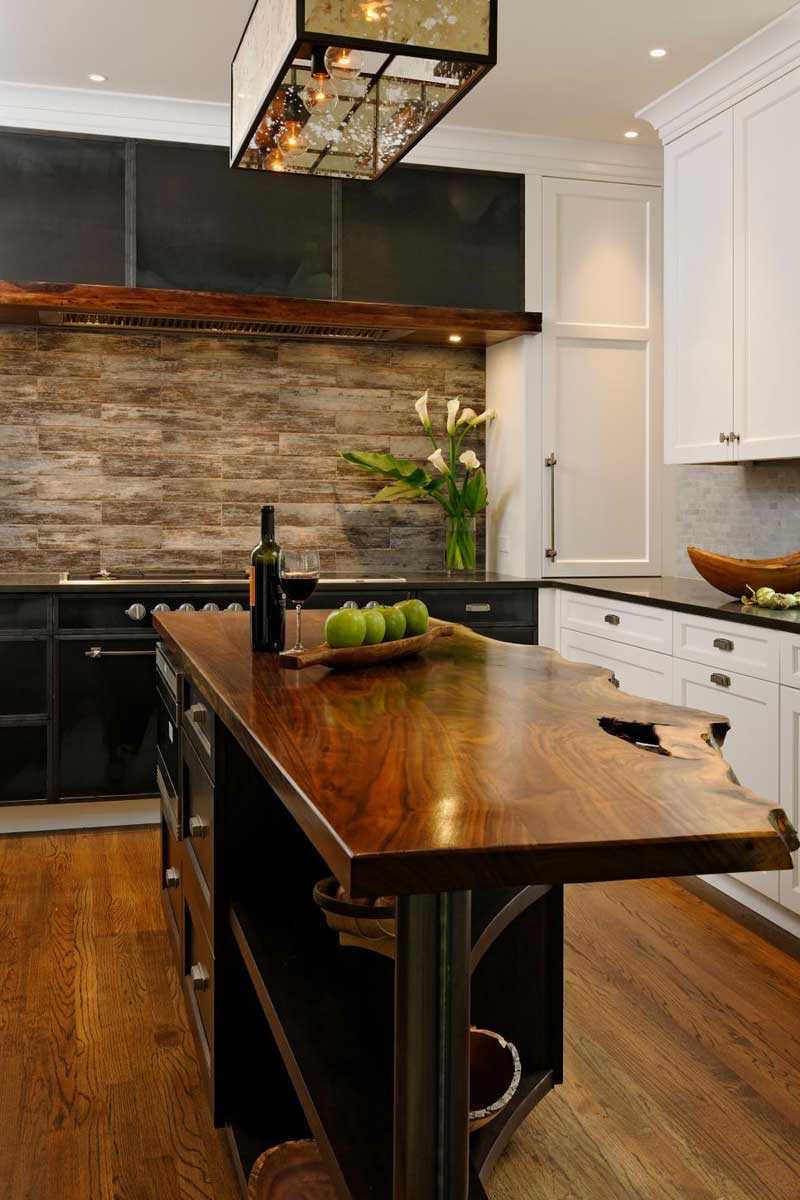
[250,505,285,653]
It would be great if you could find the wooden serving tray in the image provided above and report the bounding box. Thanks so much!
[279,617,455,670]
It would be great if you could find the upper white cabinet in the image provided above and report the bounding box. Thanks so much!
[541,178,662,576]
[663,112,734,464]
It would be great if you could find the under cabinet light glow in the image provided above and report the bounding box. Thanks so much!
[649,48,667,58]
[624,130,639,139]
[88,73,107,82]
[449,334,463,343]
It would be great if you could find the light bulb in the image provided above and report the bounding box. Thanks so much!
[361,0,391,21]
[301,47,339,114]
[325,46,364,81]
[265,147,286,172]
[278,122,309,157]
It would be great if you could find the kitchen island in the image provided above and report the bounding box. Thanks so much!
[154,610,797,1200]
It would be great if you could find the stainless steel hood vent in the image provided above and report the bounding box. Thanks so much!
[51,311,400,342]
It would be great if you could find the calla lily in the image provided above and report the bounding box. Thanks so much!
[457,407,477,426]
[414,390,431,429]
[446,397,461,433]
[428,447,449,474]
[469,408,497,427]
[459,449,480,470]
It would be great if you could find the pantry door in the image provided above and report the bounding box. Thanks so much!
[541,178,662,577]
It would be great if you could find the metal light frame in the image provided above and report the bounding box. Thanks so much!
[230,0,497,182]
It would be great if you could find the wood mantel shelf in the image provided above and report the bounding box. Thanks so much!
[0,280,541,347]
[154,611,796,897]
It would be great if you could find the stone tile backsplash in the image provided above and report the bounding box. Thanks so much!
[0,327,485,576]
[671,460,800,577]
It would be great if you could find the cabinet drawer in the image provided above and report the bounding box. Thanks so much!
[561,629,673,704]
[422,588,535,627]
[673,611,779,682]
[476,625,538,646]
[0,595,49,631]
[183,677,214,778]
[182,734,214,909]
[183,868,215,1090]
[161,812,182,955]
[560,592,672,654]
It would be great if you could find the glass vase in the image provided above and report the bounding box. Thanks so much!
[445,513,477,573]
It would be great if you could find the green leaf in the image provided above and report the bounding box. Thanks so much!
[339,450,440,494]
[462,467,488,514]
[366,482,431,503]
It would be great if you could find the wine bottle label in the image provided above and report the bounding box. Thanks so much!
[249,565,255,608]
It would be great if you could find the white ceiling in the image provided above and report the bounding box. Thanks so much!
[0,0,795,145]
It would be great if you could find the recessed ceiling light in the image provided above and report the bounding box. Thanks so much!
[88,73,107,83]
[624,130,639,139]
[649,48,668,59]
[448,334,462,343]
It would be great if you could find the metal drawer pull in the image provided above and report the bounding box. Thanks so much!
[85,646,157,658]
[604,614,621,626]
[187,702,207,726]
[713,637,734,652]
[710,673,731,688]
[609,673,621,689]
[188,815,209,839]
[164,867,180,889]
[190,963,210,992]
[465,603,491,613]
[545,452,557,561]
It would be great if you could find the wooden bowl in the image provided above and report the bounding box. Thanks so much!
[248,1140,335,1200]
[468,1028,522,1132]
[279,618,454,670]
[687,546,800,598]
[312,876,396,958]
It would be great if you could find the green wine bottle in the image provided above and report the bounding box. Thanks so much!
[250,505,285,652]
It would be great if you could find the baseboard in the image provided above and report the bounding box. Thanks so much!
[0,796,159,835]
[678,875,800,960]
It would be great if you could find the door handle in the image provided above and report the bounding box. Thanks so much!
[164,867,180,889]
[85,646,157,658]
[190,963,210,992]
[545,452,557,561]
[188,815,209,839]
[710,673,731,688]
[465,603,491,613]
[713,637,734,652]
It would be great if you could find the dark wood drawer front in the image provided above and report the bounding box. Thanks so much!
[183,885,214,1080]
[0,595,49,631]
[476,626,538,646]
[183,678,214,777]
[161,813,182,954]
[182,735,213,904]
[421,589,536,627]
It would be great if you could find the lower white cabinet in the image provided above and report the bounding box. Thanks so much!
[779,686,800,916]
[560,628,673,703]
[672,659,780,901]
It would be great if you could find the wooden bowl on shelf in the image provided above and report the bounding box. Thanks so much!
[248,1140,335,1200]
[687,546,800,598]
[312,876,396,958]
[469,1028,522,1132]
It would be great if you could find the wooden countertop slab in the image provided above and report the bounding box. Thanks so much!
[155,612,797,896]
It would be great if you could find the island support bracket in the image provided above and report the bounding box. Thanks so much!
[394,891,472,1200]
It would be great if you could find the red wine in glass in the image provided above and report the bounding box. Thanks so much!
[278,549,320,653]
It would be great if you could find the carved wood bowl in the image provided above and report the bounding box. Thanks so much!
[248,1140,335,1200]
[312,876,397,958]
[468,1028,522,1132]
[278,618,455,670]
[687,546,800,598]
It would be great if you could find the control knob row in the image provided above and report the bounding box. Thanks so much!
[125,601,245,620]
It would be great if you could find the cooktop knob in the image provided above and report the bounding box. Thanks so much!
[178,603,195,612]
[125,603,147,622]
[152,603,171,613]
[202,603,220,612]
[226,603,244,612]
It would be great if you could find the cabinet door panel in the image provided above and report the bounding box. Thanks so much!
[561,629,673,704]
[673,659,780,901]
[0,641,47,716]
[734,71,800,460]
[0,726,47,804]
[664,112,734,464]
[779,686,800,915]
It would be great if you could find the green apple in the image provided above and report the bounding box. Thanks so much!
[325,608,367,649]
[362,608,386,645]
[377,605,406,642]
[394,598,429,637]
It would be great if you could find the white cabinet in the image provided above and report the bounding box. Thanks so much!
[673,658,780,901]
[541,178,661,576]
[560,628,673,704]
[664,112,734,465]
[673,611,780,683]
[779,685,800,915]
[561,591,672,654]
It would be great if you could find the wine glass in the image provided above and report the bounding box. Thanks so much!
[279,548,320,653]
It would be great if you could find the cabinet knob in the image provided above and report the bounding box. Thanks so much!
[164,866,180,889]
[604,614,621,626]
[187,702,207,727]
[710,672,731,688]
[190,963,210,992]
[188,815,209,839]
[730,431,741,444]
[719,432,730,444]
[125,603,147,621]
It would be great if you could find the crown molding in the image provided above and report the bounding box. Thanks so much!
[637,1,800,144]
[0,79,662,183]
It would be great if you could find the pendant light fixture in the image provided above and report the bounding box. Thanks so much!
[230,0,497,182]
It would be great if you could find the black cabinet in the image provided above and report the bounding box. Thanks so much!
[0,131,125,285]
[341,166,523,309]
[0,726,47,804]
[58,638,157,799]
[135,142,334,298]
[0,641,48,716]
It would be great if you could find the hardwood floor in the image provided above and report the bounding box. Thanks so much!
[0,829,797,1200]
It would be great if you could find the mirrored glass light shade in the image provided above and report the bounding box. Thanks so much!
[231,0,496,181]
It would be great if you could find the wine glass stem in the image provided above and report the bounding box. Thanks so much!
[294,603,303,652]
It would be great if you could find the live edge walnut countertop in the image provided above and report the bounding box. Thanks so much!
[154,611,796,898]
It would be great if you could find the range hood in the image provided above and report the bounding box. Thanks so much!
[0,281,540,347]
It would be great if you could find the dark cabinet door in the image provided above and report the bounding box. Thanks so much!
[58,638,157,799]
[0,640,48,716]
[341,166,523,309]
[0,726,47,804]
[0,131,125,284]
[135,142,334,298]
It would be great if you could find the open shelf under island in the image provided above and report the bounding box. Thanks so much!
[153,609,797,1200]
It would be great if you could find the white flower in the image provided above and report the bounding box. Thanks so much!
[459,449,480,471]
[456,407,477,426]
[446,397,460,434]
[414,390,431,429]
[470,408,497,427]
[428,447,449,474]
